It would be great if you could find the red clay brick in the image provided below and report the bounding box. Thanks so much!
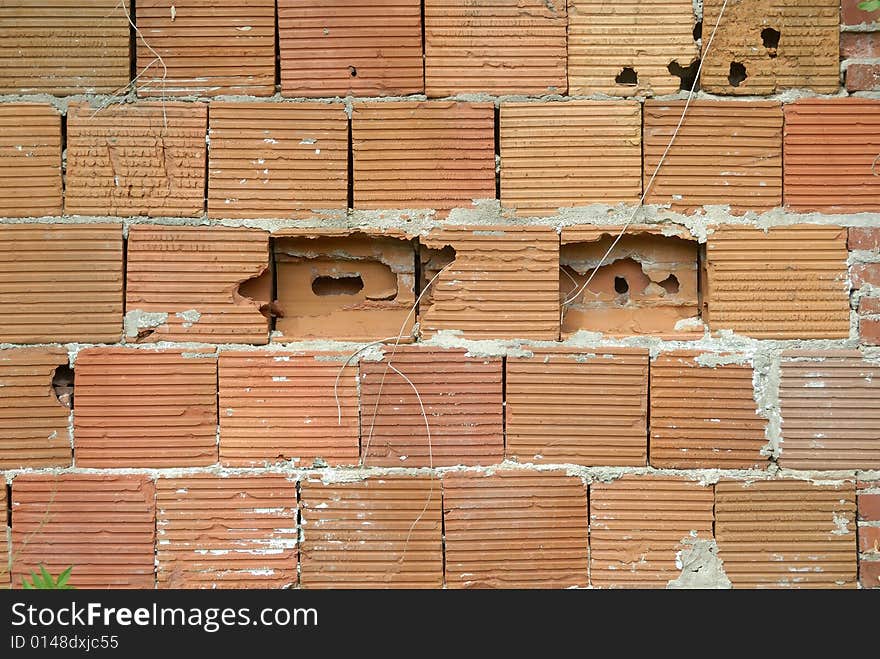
[842,0,880,25]
[841,32,880,58]
[157,475,297,589]
[74,348,218,468]
[0,104,62,218]
[360,347,503,467]
[859,297,880,314]
[861,317,880,345]
[861,493,880,521]
[0,484,8,588]
[861,560,880,588]
[443,471,588,589]
[12,474,156,589]
[849,227,880,251]
[218,351,359,467]
[846,63,880,91]
[65,102,207,218]
[852,263,880,288]
[860,526,880,554]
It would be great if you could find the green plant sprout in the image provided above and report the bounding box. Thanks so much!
[857,1,880,13]
[21,565,74,590]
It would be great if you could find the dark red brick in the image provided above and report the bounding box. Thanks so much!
[861,560,880,588]
[860,297,880,314]
[846,63,880,91]
[849,227,880,251]
[861,493,880,521]
[852,263,880,288]
[842,0,880,25]
[860,526,880,554]
[861,317,880,345]
[841,32,880,58]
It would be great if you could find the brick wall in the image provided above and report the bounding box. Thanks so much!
[0,1,878,590]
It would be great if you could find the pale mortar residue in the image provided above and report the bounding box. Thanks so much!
[123,310,168,338]
[667,538,732,589]
[175,309,201,328]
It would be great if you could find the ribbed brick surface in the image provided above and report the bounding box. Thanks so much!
[0,104,62,218]
[0,484,8,588]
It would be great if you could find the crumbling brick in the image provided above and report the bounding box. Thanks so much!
[846,63,880,91]
[852,263,880,289]
[841,32,880,58]
[0,104,62,218]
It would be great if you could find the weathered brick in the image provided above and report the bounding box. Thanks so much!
[852,263,880,288]
[860,526,880,554]
[0,104,62,218]
[861,560,880,588]
[841,32,880,58]
[860,297,880,314]
[842,0,880,25]
[849,227,880,251]
[860,490,880,521]
[846,63,880,90]
[861,317,880,345]
[0,484,8,588]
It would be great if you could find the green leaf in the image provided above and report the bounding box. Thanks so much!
[857,0,880,12]
[55,567,73,588]
[21,578,33,590]
[38,564,53,588]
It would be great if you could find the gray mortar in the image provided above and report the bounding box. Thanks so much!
[667,538,732,589]
[175,309,201,328]
[123,310,168,339]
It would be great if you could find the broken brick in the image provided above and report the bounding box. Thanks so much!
[218,351,359,467]
[12,474,156,589]
[74,348,218,468]
[126,225,270,344]
[0,223,123,344]
[300,475,443,589]
[156,475,297,589]
[65,102,207,218]
[0,104,62,218]
[846,63,880,91]
[505,349,648,466]
[0,348,71,469]
[423,0,567,96]
[360,347,503,467]
[443,471,588,588]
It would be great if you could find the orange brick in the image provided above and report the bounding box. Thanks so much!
[784,99,880,213]
[499,101,641,216]
[505,349,648,466]
[12,474,156,589]
[589,476,714,588]
[126,225,270,344]
[74,348,218,468]
[352,102,496,215]
[218,351,359,467]
[0,348,71,469]
[157,475,297,589]
[650,352,767,469]
[279,0,423,97]
[443,471,588,588]
[0,484,8,588]
[644,101,783,214]
[65,102,207,218]
[208,103,348,219]
[360,347,503,467]
[778,351,880,470]
[0,0,129,95]
[424,0,567,96]
[300,475,443,589]
[135,0,275,97]
[0,223,123,343]
[0,104,62,218]
[716,480,857,589]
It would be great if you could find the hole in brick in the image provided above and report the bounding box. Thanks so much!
[659,274,680,295]
[311,274,365,296]
[52,364,74,409]
[693,21,702,41]
[615,67,638,86]
[761,27,780,54]
[728,61,747,87]
[668,59,701,91]
[349,66,358,77]
[614,276,629,295]
[237,265,279,320]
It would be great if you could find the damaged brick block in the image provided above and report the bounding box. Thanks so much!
[218,351,359,467]
[12,474,156,589]
[443,471,588,588]
[560,226,702,338]
[858,480,880,589]
[715,480,857,588]
[156,475,298,589]
[0,348,72,469]
[0,485,8,588]
[126,225,271,344]
[505,348,648,466]
[700,0,839,94]
[74,348,218,468]
[65,102,207,218]
[423,0,567,96]
[568,0,698,97]
[360,347,503,467]
[0,223,123,344]
[273,230,416,341]
[0,104,62,218]
[300,475,443,589]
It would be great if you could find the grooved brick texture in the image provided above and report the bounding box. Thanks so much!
[715,480,857,589]
[0,0,129,95]
[505,349,648,466]
[0,104,62,218]
[135,0,275,97]
[208,103,348,219]
[278,0,424,97]
[156,475,297,589]
[783,99,880,213]
[706,224,850,339]
[360,348,503,467]
[0,484,8,588]
[589,477,714,588]
[650,352,767,469]
[443,471,588,588]
[218,352,359,467]
[419,226,560,340]
[12,474,156,589]
[567,0,697,97]
[0,223,123,344]
[643,101,783,214]
[352,102,496,215]
[73,349,218,468]
[424,0,567,96]
[0,348,71,469]
[700,0,839,94]
[499,101,641,216]
[125,225,270,344]
[65,102,207,218]
[778,351,880,470]
[300,476,443,589]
